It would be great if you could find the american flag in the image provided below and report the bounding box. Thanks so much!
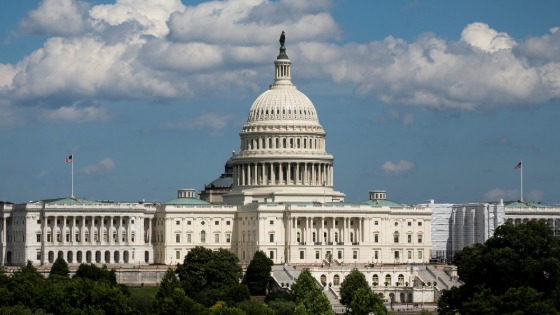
[514,162,521,170]
[65,155,73,163]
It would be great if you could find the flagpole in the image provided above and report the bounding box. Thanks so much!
[71,155,74,198]
[520,160,523,202]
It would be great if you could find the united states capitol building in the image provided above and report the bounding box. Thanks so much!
[1,37,559,303]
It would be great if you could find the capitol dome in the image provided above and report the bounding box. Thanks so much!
[223,33,345,205]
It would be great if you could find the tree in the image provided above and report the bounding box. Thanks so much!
[349,287,387,315]
[291,269,333,315]
[49,257,69,280]
[339,268,369,306]
[438,220,560,314]
[176,246,249,307]
[244,250,273,295]
[74,263,117,286]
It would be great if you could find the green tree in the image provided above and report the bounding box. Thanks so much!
[236,300,274,315]
[244,250,273,295]
[339,268,369,306]
[9,261,47,311]
[349,287,387,315]
[438,220,560,314]
[176,246,248,307]
[267,299,296,315]
[74,263,117,286]
[49,257,69,280]
[291,269,333,315]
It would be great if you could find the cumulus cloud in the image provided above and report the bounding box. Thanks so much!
[381,160,415,175]
[82,158,115,174]
[163,112,235,136]
[483,188,519,201]
[41,104,111,122]
[19,0,91,36]
[2,1,560,120]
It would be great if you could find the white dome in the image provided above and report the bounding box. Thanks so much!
[247,87,319,123]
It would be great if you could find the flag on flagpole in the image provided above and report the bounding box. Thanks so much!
[514,161,522,170]
[65,155,73,163]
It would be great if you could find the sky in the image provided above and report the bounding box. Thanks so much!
[1,0,559,205]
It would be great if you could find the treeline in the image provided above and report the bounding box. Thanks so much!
[0,246,389,314]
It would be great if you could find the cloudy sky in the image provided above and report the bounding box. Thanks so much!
[1,0,559,205]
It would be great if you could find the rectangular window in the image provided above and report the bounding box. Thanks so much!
[66,233,70,242]
[408,250,412,259]
[176,234,180,243]
[176,220,180,225]
[57,233,61,242]
[122,219,126,225]
[187,233,192,243]
[215,234,220,243]
[226,221,231,225]
[418,222,422,226]
[75,232,80,242]
[226,233,231,243]
[103,232,108,242]
[93,232,98,242]
[269,220,274,225]
[374,234,379,243]
[316,251,320,259]
[408,235,412,243]
[395,251,400,259]
[37,220,41,225]
[374,220,378,225]
[122,232,126,242]
[374,251,379,259]
[47,233,51,242]
[37,250,41,260]
[269,251,274,259]
[187,221,192,225]
[338,250,343,259]
[131,219,134,224]
[300,251,304,259]
[36,234,41,242]
[353,251,357,259]
[408,222,412,226]
[269,234,274,242]
[176,251,181,259]
[215,221,219,225]
[418,251,423,259]
[418,235,423,243]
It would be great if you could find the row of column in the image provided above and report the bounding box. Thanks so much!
[243,136,323,151]
[233,161,333,186]
[289,216,366,245]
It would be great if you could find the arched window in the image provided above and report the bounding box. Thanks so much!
[385,274,392,286]
[334,274,340,286]
[394,231,399,243]
[320,274,327,286]
[372,274,379,285]
[200,231,206,243]
[398,274,404,285]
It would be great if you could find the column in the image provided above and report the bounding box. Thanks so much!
[247,163,252,185]
[62,216,67,244]
[287,163,291,185]
[279,162,284,185]
[295,163,300,185]
[321,217,324,244]
[109,216,114,245]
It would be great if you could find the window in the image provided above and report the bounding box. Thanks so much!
[374,220,378,225]
[47,232,51,242]
[394,232,399,243]
[418,250,423,259]
[75,232,80,242]
[408,234,412,243]
[408,222,412,226]
[215,234,220,243]
[269,234,274,242]
[226,221,231,225]
[418,235,423,243]
[131,233,135,242]
[372,274,379,285]
[37,220,41,224]
[269,220,274,225]
[36,234,41,242]
[334,275,340,286]
[131,220,134,224]
[374,233,379,243]
[334,232,339,242]
[187,233,192,243]
[122,219,126,225]
[176,220,180,225]
[297,232,301,242]
[374,250,379,260]
[176,234,180,243]
[122,232,126,242]
[215,221,219,225]
[350,232,354,243]
[187,221,192,225]
[200,231,206,243]
[201,221,205,225]
[176,251,180,259]
[353,251,357,259]
[103,232,108,242]
[57,233,61,242]
[418,222,422,226]
[226,233,231,243]
[94,232,98,242]
[312,232,316,242]
[394,251,400,259]
[408,250,412,259]
[269,251,274,259]
[316,251,320,259]
[300,251,304,259]
[113,232,117,242]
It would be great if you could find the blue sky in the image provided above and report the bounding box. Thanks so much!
[1,0,559,205]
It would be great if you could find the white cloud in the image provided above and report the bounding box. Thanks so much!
[483,188,519,201]
[164,112,234,136]
[381,160,415,175]
[41,104,111,122]
[82,158,115,174]
[19,0,91,36]
[526,189,544,202]
[460,22,516,53]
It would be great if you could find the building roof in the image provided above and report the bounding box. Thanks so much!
[205,175,233,189]
[361,199,404,207]
[504,200,552,208]
[164,197,210,205]
[45,197,101,205]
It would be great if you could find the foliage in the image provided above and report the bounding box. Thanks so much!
[438,220,560,314]
[339,268,369,306]
[153,268,207,315]
[267,299,296,315]
[74,263,117,286]
[291,269,334,315]
[49,257,69,280]
[236,300,274,315]
[349,287,387,315]
[244,250,273,295]
[176,246,249,307]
